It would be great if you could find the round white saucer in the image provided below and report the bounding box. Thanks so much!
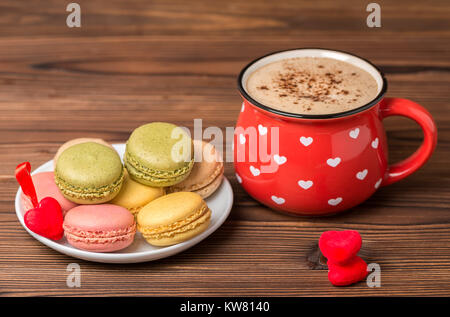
[14,144,233,263]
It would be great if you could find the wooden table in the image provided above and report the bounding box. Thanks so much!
[1,0,449,296]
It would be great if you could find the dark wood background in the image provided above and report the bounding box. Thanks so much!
[0,0,449,296]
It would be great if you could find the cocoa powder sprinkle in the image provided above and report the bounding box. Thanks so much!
[245,57,379,115]
[269,63,354,104]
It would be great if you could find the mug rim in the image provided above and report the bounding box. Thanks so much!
[237,48,388,119]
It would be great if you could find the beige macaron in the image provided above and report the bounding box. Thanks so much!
[168,140,223,199]
[54,138,114,167]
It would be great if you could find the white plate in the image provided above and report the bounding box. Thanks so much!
[14,144,233,263]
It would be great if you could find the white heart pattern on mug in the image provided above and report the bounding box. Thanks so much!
[300,136,313,147]
[371,137,379,149]
[250,165,260,177]
[349,128,360,139]
[273,154,287,165]
[235,173,242,184]
[239,134,246,144]
[326,157,341,167]
[271,195,285,205]
[328,197,343,206]
[258,124,268,136]
[298,180,313,190]
[356,169,368,180]
[374,178,382,189]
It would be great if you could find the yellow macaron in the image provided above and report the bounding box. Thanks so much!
[110,171,165,216]
[137,192,211,246]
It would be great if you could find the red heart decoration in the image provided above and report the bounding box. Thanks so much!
[16,162,64,241]
[15,162,39,209]
[327,255,368,286]
[24,197,64,240]
[319,230,362,265]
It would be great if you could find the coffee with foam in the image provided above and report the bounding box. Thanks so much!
[246,57,379,115]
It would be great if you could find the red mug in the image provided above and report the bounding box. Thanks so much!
[234,48,437,216]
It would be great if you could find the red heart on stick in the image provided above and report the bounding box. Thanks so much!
[319,230,362,265]
[327,256,368,286]
[16,162,64,240]
[24,197,64,240]
[15,162,39,209]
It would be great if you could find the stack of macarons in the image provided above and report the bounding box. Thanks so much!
[21,122,224,252]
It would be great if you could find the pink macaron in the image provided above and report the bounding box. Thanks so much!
[63,204,136,252]
[20,172,77,215]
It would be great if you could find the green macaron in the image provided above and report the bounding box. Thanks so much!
[55,142,124,204]
[124,122,194,187]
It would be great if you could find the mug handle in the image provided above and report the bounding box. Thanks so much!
[380,97,437,186]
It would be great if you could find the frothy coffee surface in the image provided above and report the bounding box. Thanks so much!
[246,57,379,115]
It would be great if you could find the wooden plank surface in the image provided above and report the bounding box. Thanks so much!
[0,0,449,296]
